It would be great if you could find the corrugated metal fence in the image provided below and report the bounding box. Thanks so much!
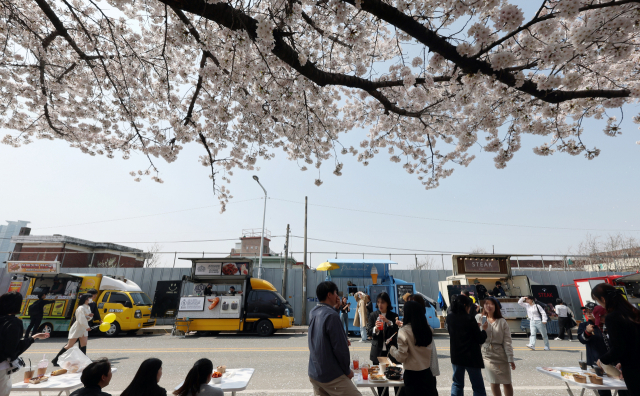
[1,267,630,325]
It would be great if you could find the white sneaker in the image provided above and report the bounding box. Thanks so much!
[526,344,535,350]
[544,347,551,351]
[554,337,562,341]
[568,339,573,342]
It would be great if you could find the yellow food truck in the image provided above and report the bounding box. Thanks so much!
[175,258,293,336]
[10,260,156,336]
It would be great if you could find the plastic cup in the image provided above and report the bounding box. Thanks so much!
[578,361,587,370]
[24,370,34,383]
[37,367,46,377]
[362,367,369,380]
[353,358,359,370]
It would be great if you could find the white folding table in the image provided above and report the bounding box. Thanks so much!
[536,366,627,396]
[174,368,255,396]
[354,371,404,396]
[11,367,118,396]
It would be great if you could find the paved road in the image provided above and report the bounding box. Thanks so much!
[18,332,590,395]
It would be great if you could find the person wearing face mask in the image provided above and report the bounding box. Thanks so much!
[52,294,94,366]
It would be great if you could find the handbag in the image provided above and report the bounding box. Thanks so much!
[568,312,577,328]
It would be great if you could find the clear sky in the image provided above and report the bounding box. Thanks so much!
[1,1,639,269]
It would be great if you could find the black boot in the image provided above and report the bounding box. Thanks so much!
[80,346,86,355]
[51,347,68,367]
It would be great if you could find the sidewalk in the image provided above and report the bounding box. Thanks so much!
[136,325,447,335]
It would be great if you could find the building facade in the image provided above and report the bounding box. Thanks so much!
[10,234,149,268]
[0,220,30,267]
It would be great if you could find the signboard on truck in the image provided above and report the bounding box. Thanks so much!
[7,261,59,274]
[500,302,527,319]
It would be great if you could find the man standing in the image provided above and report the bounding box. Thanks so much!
[518,296,550,351]
[25,293,54,337]
[308,281,361,396]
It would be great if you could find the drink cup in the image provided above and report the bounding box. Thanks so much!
[579,361,587,370]
[377,317,384,331]
[353,359,359,370]
[24,370,34,383]
[37,367,46,377]
[362,367,369,380]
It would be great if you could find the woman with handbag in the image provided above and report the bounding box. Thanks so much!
[0,292,50,396]
[554,299,575,341]
[52,294,93,366]
[478,297,515,396]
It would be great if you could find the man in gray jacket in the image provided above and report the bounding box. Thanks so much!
[308,281,361,396]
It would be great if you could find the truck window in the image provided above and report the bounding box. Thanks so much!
[109,292,131,305]
[130,293,152,306]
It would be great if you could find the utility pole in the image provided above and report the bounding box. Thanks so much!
[302,197,308,325]
[282,224,290,299]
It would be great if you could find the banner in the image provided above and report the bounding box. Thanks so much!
[530,285,560,305]
[7,261,59,274]
[179,296,205,311]
[8,281,22,293]
[500,302,528,318]
[464,259,501,273]
[151,280,183,318]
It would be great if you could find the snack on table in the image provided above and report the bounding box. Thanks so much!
[370,374,385,381]
[573,374,587,383]
[589,376,604,385]
[369,366,379,374]
[212,371,222,378]
[51,369,67,376]
[216,365,226,374]
[29,376,49,384]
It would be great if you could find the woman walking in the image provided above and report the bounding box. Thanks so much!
[353,292,369,343]
[389,301,438,396]
[173,358,223,396]
[478,298,515,396]
[339,297,350,335]
[52,294,93,366]
[447,294,488,396]
[518,296,549,351]
[554,299,575,341]
[121,358,167,396]
[367,292,399,396]
[592,283,640,394]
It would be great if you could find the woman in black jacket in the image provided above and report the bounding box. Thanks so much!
[592,283,640,394]
[0,292,50,395]
[121,358,167,396]
[446,294,488,396]
[367,292,399,396]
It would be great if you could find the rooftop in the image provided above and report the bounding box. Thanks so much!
[11,234,145,254]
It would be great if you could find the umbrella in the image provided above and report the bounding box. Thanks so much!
[316,262,340,271]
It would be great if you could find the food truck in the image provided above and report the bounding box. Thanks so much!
[437,254,535,333]
[174,258,293,336]
[10,260,156,336]
[575,274,640,309]
[318,259,440,333]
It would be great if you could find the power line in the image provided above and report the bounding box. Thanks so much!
[31,197,263,230]
[270,197,639,233]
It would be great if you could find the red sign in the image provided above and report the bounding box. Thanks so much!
[8,281,22,293]
[7,261,59,274]
[464,259,501,273]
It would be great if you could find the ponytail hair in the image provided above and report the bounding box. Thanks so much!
[173,358,213,396]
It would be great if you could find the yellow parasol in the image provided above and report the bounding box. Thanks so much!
[316,261,340,271]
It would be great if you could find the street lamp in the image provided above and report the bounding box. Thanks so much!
[253,175,267,279]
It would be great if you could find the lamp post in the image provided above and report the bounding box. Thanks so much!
[253,175,267,279]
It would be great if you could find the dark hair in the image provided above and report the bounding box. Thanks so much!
[78,294,91,306]
[591,283,640,324]
[87,289,99,296]
[461,290,470,297]
[37,293,46,299]
[451,295,471,314]
[121,358,164,396]
[403,301,432,347]
[483,298,503,319]
[556,298,564,305]
[376,292,392,311]
[173,358,214,396]
[0,292,23,315]
[316,281,338,302]
[229,286,235,290]
[407,294,427,309]
[495,281,502,286]
[81,358,111,387]
[525,295,535,301]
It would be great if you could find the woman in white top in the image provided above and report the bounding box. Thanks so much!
[389,300,438,396]
[478,297,515,396]
[517,296,549,351]
[173,358,223,396]
[52,294,93,366]
[554,298,575,341]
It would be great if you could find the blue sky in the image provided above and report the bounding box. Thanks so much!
[1,1,639,268]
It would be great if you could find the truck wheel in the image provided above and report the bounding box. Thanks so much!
[256,320,274,337]
[105,321,121,337]
[38,323,54,335]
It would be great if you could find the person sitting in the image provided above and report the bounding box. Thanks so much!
[70,358,113,396]
[51,280,66,294]
[204,285,213,296]
[121,358,167,396]
[173,358,223,396]
[493,282,507,298]
[227,286,236,296]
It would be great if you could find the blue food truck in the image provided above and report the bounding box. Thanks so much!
[320,259,440,335]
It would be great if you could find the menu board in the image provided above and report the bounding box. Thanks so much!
[179,296,205,311]
[396,284,414,317]
[50,300,67,317]
[195,263,222,276]
[500,302,528,318]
